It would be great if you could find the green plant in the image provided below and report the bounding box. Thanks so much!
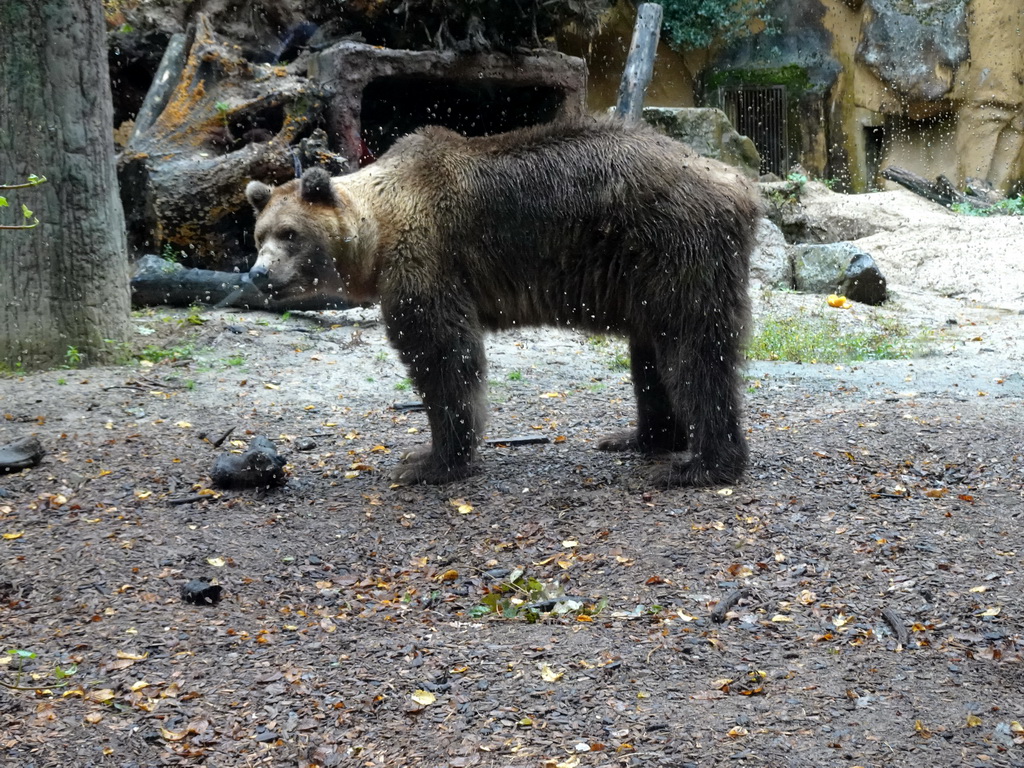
[951,195,1024,217]
[395,378,412,391]
[748,314,927,363]
[215,100,231,136]
[608,352,631,372]
[137,343,194,364]
[507,369,522,381]
[64,346,83,368]
[160,242,183,263]
[181,305,205,326]
[469,569,605,622]
[0,175,46,230]
[57,378,67,385]
[660,0,770,51]
[0,649,78,691]
[224,353,245,367]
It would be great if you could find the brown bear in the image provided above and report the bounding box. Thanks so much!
[245,115,762,487]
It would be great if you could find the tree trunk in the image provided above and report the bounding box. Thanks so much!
[0,0,131,370]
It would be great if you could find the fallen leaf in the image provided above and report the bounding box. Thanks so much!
[116,651,149,663]
[410,689,436,706]
[539,663,564,682]
[2,531,23,540]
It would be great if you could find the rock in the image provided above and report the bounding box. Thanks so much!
[181,579,223,606]
[765,181,904,243]
[856,0,969,101]
[643,107,761,179]
[750,218,792,290]
[0,436,44,473]
[211,435,287,489]
[791,242,888,305]
[840,250,888,305]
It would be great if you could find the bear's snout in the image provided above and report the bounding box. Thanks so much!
[248,264,271,292]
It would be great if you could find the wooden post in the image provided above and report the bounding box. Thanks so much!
[616,2,663,122]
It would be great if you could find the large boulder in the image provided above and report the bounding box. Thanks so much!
[643,107,761,179]
[856,0,969,101]
[750,219,793,291]
[791,242,888,305]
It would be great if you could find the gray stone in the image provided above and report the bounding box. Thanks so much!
[856,0,969,101]
[791,242,888,305]
[750,218,792,290]
[643,107,761,179]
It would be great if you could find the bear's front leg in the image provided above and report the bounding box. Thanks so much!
[384,293,488,485]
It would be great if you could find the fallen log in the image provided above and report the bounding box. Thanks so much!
[881,166,993,210]
[131,254,357,311]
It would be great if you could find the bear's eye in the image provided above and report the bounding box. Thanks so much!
[279,228,297,242]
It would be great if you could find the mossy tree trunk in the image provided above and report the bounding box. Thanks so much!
[0,0,131,370]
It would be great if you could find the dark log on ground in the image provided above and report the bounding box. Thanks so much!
[881,166,994,210]
[615,3,663,122]
[130,255,358,311]
[118,14,343,271]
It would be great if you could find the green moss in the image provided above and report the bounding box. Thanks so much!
[706,65,812,94]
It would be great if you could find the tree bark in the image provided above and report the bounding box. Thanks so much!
[615,3,663,122]
[0,0,131,370]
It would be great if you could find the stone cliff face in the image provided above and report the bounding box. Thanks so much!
[855,0,969,103]
[573,0,1023,195]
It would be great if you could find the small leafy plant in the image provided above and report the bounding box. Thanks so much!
[469,569,605,622]
[951,195,1024,217]
[0,649,78,691]
[0,175,46,230]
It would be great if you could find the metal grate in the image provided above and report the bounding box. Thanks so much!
[720,85,788,177]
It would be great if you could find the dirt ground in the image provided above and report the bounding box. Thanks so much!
[2,232,1024,766]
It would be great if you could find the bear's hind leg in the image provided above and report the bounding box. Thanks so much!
[598,336,687,454]
[649,330,747,487]
[385,295,487,485]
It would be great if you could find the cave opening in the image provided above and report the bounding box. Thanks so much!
[359,76,566,158]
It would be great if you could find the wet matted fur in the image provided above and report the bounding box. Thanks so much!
[246,115,763,486]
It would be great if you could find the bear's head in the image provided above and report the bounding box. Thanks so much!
[246,167,368,302]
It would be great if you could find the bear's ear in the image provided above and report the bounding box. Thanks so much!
[246,181,273,213]
[300,167,335,206]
